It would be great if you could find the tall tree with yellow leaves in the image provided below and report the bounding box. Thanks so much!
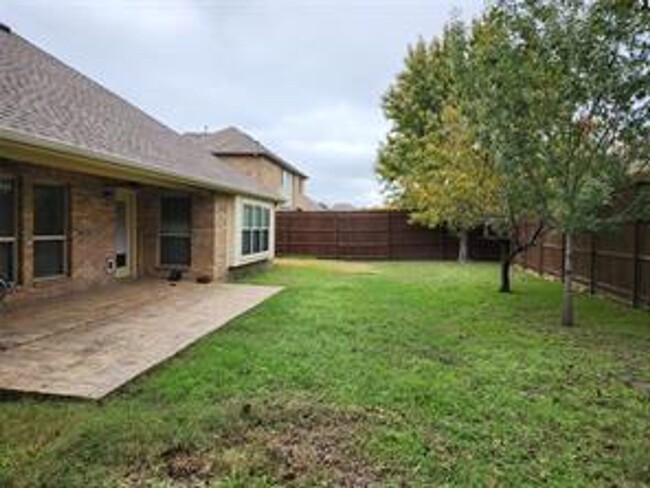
[378,20,544,291]
[378,23,500,263]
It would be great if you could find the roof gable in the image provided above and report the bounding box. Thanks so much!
[184,127,307,178]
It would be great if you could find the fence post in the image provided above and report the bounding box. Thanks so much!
[632,218,641,308]
[589,232,596,295]
[387,212,393,259]
[334,212,340,260]
[285,214,290,256]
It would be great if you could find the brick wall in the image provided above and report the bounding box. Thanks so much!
[139,188,158,279]
[219,155,283,190]
[138,189,234,282]
[192,192,218,279]
[219,154,311,210]
[2,159,238,304]
[3,161,116,302]
[139,189,216,280]
[213,195,233,280]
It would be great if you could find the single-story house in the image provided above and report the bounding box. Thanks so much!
[184,126,322,211]
[0,24,283,304]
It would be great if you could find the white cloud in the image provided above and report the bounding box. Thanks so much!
[83,1,204,36]
[287,140,374,159]
[246,103,389,205]
[0,0,485,206]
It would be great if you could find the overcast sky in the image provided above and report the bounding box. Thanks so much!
[1,0,484,207]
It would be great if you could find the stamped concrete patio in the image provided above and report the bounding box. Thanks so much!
[0,280,282,399]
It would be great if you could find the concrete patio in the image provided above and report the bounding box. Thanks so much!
[0,280,282,399]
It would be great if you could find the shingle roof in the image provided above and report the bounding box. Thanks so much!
[184,126,308,178]
[0,27,281,201]
[300,194,327,211]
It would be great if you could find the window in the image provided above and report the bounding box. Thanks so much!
[241,203,270,256]
[281,170,293,208]
[0,177,16,283]
[281,170,292,195]
[159,195,191,267]
[33,184,68,279]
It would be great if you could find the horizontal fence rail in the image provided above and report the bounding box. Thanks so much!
[518,219,650,309]
[275,210,501,261]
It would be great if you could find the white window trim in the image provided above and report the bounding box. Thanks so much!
[241,203,270,256]
[233,196,275,267]
[281,170,293,207]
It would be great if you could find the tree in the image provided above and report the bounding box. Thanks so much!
[378,21,543,286]
[377,24,501,263]
[463,11,550,294]
[467,0,650,325]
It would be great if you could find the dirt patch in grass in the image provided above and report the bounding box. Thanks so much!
[232,403,381,486]
[160,446,214,482]
[126,400,402,487]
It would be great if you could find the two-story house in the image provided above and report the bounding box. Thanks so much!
[185,127,321,211]
[0,26,282,304]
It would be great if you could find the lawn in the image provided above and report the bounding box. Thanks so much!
[0,259,649,487]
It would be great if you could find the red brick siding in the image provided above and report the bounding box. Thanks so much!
[2,159,235,304]
[213,195,232,279]
[192,192,218,280]
[4,161,116,302]
[138,189,229,281]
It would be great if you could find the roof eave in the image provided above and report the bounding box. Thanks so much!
[0,127,284,203]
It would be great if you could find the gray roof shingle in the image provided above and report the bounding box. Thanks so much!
[184,126,308,178]
[0,27,281,201]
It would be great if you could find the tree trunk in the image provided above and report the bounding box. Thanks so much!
[499,239,511,293]
[562,233,574,327]
[457,230,469,263]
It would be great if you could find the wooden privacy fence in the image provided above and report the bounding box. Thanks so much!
[518,220,650,309]
[275,211,500,261]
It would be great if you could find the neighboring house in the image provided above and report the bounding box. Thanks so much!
[184,127,320,211]
[313,201,329,211]
[0,25,282,303]
[330,203,357,211]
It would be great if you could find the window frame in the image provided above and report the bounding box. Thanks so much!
[0,175,18,284]
[281,170,294,208]
[158,193,192,268]
[240,201,271,259]
[281,170,292,194]
[32,182,69,281]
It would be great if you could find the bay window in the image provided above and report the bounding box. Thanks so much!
[159,195,191,267]
[33,184,68,279]
[241,203,270,256]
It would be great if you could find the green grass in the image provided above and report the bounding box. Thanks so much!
[1,259,649,487]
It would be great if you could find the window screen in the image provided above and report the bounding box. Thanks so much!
[33,184,67,279]
[160,196,191,266]
[0,178,16,282]
[34,184,66,236]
